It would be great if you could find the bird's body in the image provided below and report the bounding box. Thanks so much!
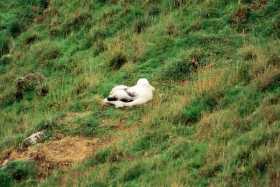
[103,78,155,108]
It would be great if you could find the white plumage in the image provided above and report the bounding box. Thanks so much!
[103,78,155,108]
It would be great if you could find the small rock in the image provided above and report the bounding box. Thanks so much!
[23,131,45,147]
[1,159,9,167]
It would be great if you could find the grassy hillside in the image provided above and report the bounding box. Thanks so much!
[0,0,280,186]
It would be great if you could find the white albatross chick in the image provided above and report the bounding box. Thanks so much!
[103,78,155,108]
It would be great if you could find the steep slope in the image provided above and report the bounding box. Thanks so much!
[0,0,280,186]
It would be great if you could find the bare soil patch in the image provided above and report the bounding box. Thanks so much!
[1,136,105,178]
[0,111,139,179]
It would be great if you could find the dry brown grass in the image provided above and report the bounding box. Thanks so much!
[141,86,190,126]
[129,34,147,62]
[191,65,227,97]
[196,109,242,141]
[255,67,280,91]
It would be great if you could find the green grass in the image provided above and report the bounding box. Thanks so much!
[0,160,37,187]
[0,0,280,186]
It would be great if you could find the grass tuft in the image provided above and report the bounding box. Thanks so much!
[1,160,36,182]
[109,52,128,70]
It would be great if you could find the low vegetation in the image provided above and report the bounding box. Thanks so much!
[0,0,279,186]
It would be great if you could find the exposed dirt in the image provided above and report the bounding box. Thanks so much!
[1,121,137,179]
[10,137,98,162]
[1,136,109,179]
[0,110,139,179]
